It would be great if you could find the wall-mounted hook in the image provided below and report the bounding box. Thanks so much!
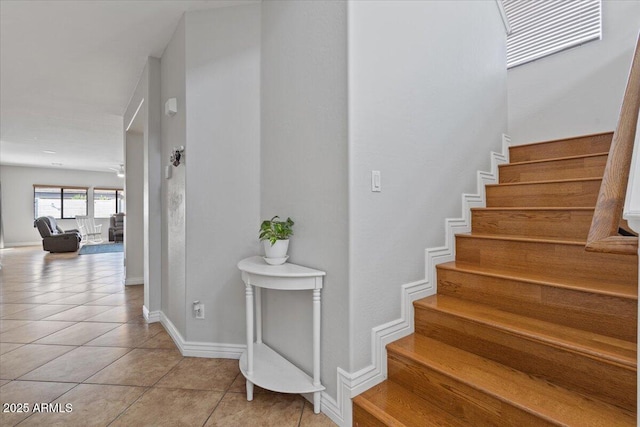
[170,146,185,167]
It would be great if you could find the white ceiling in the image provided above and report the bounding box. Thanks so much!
[0,0,250,173]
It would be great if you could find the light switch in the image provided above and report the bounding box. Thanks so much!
[371,170,381,192]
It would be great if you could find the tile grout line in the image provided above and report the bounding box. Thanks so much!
[200,371,245,426]
[105,386,153,427]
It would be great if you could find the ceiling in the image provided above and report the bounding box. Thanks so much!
[0,0,251,173]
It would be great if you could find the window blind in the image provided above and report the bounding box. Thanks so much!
[504,0,602,68]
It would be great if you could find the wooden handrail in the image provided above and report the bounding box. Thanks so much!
[586,34,640,255]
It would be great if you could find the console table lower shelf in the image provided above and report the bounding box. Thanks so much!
[239,343,325,398]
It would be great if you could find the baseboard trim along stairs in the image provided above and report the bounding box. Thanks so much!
[320,135,511,426]
[352,131,638,426]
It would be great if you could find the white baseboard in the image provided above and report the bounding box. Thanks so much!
[125,276,144,286]
[322,134,511,427]
[142,305,161,323]
[159,311,245,359]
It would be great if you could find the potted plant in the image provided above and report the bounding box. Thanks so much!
[259,216,294,265]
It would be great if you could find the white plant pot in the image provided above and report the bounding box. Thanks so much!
[263,239,289,260]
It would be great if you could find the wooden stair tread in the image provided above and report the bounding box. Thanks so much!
[455,233,637,285]
[509,132,613,163]
[471,207,595,212]
[389,334,635,427]
[437,261,638,300]
[487,177,602,187]
[485,179,601,208]
[512,132,613,149]
[471,208,595,239]
[505,152,609,167]
[353,381,471,427]
[463,232,586,245]
[499,153,608,183]
[415,295,637,368]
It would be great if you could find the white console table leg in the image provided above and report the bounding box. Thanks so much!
[246,380,254,401]
[312,288,321,414]
[245,283,254,401]
[255,287,262,344]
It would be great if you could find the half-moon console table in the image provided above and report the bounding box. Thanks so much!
[237,256,326,414]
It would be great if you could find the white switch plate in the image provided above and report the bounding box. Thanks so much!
[371,170,381,192]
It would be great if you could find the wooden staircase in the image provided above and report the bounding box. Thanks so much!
[353,131,638,426]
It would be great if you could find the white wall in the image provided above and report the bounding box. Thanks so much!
[157,5,261,344]
[348,0,507,371]
[508,0,640,145]
[184,4,261,344]
[123,56,163,316]
[161,16,187,337]
[0,165,123,246]
[261,0,349,399]
[124,131,144,285]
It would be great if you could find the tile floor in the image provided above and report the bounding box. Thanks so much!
[0,246,336,426]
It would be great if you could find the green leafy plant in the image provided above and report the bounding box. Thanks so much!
[259,216,294,245]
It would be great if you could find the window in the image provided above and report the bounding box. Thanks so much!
[93,188,125,218]
[34,186,88,219]
[504,0,602,68]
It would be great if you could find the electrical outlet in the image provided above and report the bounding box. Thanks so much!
[196,303,205,319]
[193,300,205,319]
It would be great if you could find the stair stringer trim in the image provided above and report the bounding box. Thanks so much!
[320,134,511,427]
[427,133,511,289]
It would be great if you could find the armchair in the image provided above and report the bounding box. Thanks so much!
[109,212,124,242]
[75,216,103,243]
[35,216,81,253]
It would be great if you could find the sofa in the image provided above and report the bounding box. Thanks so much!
[109,212,124,242]
[35,216,81,253]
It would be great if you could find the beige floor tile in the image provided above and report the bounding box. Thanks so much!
[0,292,45,303]
[111,388,222,427]
[47,292,112,305]
[2,305,76,320]
[228,372,267,394]
[300,401,337,426]
[0,319,32,333]
[20,284,72,292]
[0,344,75,379]
[204,391,304,427]
[34,322,119,345]
[0,343,23,355]
[83,305,142,323]
[0,321,76,343]
[85,294,128,306]
[19,384,146,427]
[40,305,114,321]
[156,357,239,391]
[0,304,39,316]
[56,275,95,285]
[20,346,131,383]
[90,284,125,293]
[85,322,163,347]
[0,379,9,386]
[17,292,76,304]
[1,283,41,292]
[84,348,183,386]
[0,380,76,426]
[55,284,98,293]
[137,330,178,350]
